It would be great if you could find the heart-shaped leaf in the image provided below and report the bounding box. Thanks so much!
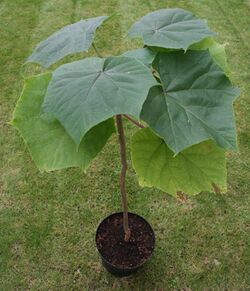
[12,74,115,172]
[141,50,240,154]
[131,128,227,196]
[128,8,215,51]
[43,56,156,146]
[27,16,109,68]
[122,48,156,66]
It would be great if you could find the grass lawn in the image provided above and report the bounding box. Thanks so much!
[0,0,249,289]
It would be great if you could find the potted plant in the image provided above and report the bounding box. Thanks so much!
[11,8,239,276]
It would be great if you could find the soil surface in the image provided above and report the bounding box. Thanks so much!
[96,213,155,269]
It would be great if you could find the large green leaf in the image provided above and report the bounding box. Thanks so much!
[12,74,115,172]
[128,8,215,51]
[150,37,229,73]
[190,37,229,73]
[141,51,240,154]
[43,56,156,146]
[122,48,156,66]
[131,128,227,196]
[27,16,108,68]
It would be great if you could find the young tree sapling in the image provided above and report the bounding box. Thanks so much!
[12,8,239,248]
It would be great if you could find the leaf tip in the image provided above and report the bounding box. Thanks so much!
[212,183,221,194]
[176,191,189,203]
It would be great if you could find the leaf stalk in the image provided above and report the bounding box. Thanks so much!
[92,43,103,58]
[123,114,145,128]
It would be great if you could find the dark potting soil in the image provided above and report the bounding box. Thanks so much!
[96,213,155,269]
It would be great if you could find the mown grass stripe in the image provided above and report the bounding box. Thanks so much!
[213,0,250,50]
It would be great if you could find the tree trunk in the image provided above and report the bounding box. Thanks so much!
[116,115,131,242]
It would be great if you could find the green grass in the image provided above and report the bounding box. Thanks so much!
[0,0,249,289]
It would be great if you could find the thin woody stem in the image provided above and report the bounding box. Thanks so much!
[116,115,131,242]
[92,43,130,241]
[123,114,145,128]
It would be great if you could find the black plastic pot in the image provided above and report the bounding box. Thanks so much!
[95,212,155,277]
